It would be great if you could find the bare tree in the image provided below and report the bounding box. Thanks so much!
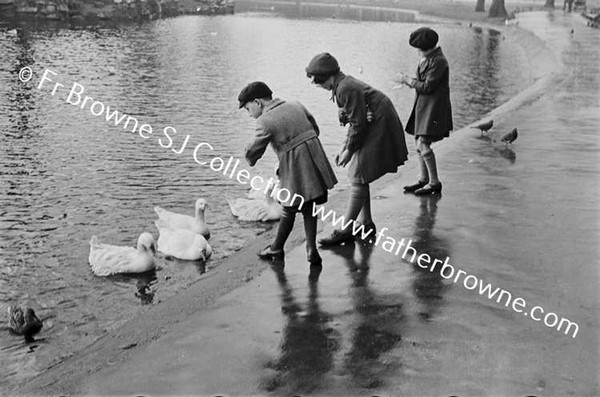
[544,0,556,8]
[488,0,508,17]
[476,0,485,12]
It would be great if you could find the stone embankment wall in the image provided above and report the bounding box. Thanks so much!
[2,0,233,21]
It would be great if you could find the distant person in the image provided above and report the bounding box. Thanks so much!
[399,27,453,195]
[564,0,574,12]
[239,81,337,266]
[305,53,409,246]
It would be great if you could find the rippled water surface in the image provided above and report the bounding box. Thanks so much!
[0,12,530,387]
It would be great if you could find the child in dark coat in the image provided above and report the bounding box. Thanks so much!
[399,27,453,196]
[305,53,408,245]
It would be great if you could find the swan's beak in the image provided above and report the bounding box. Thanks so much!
[150,243,157,256]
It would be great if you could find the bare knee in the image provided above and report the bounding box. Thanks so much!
[417,139,432,156]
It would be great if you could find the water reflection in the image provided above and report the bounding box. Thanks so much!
[410,195,451,321]
[458,27,503,122]
[263,263,339,394]
[475,132,517,164]
[132,270,157,305]
[330,243,403,388]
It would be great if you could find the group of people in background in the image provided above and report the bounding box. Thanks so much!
[237,26,453,268]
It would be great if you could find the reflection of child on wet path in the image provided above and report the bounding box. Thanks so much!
[399,27,453,196]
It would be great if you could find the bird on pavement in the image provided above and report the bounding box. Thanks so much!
[471,120,494,136]
[500,128,518,145]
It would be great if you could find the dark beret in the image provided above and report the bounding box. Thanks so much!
[238,81,273,108]
[409,27,439,50]
[305,52,340,76]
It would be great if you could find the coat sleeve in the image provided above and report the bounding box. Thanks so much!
[303,105,320,136]
[412,56,448,95]
[245,119,271,167]
[338,86,367,153]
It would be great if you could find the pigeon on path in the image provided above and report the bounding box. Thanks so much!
[471,120,494,136]
[500,128,518,145]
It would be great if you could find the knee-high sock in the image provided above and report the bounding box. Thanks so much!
[342,183,369,231]
[422,150,440,184]
[357,185,373,225]
[301,206,318,256]
[271,206,296,251]
[416,150,429,182]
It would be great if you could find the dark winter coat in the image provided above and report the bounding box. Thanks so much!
[332,73,408,184]
[405,46,453,142]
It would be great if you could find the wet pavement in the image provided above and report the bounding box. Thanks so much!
[17,10,599,397]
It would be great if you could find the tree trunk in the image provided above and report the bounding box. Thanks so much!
[475,0,485,12]
[544,0,556,8]
[488,0,508,17]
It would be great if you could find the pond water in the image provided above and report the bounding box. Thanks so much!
[0,10,531,388]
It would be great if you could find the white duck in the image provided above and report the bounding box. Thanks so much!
[154,198,210,239]
[89,232,156,276]
[155,220,212,261]
[226,187,282,222]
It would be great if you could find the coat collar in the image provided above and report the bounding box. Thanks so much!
[425,46,442,60]
[263,98,285,113]
[331,72,346,103]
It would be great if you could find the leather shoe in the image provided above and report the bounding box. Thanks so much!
[257,245,284,260]
[307,252,322,266]
[357,222,377,243]
[318,229,354,246]
[414,183,442,196]
[404,179,429,193]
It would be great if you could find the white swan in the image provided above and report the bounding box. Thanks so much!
[154,198,210,239]
[155,220,212,261]
[227,188,282,222]
[89,232,156,276]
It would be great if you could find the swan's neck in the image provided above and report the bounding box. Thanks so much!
[196,208,205,221]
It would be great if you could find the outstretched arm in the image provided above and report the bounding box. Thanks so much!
[245,120,271,166]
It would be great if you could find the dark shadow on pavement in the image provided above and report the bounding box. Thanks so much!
[410,195,452,322]
[330,242,404,389]
[261,261,340,395]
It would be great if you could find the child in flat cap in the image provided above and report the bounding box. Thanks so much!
[399,27,453,196]
[239,81,337,266]
[305,52,409,246]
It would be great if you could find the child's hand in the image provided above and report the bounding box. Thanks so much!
[338,108,349,126]
[336,150,352,167]
[398,72,412,86]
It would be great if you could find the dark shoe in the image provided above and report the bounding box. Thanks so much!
[357,222,377,243]
[318,229,355,247]
[257,245,284,260]
[307,252,322,266]
[414,183,442,196]
[308,264,322,281]
[404,179,429,193]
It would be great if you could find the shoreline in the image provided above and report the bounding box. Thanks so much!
[14,4,566,396]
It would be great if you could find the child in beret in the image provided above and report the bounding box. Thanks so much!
[239,81,337,266]
[399,27,453,195]
[305,52,409,246]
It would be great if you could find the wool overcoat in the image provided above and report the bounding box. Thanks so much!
[332,73,408,184]
[245,99,337,206]
[405,46,453,141]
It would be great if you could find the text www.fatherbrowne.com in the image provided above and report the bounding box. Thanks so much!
[27,67,580,339]
[311,205,580,338]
